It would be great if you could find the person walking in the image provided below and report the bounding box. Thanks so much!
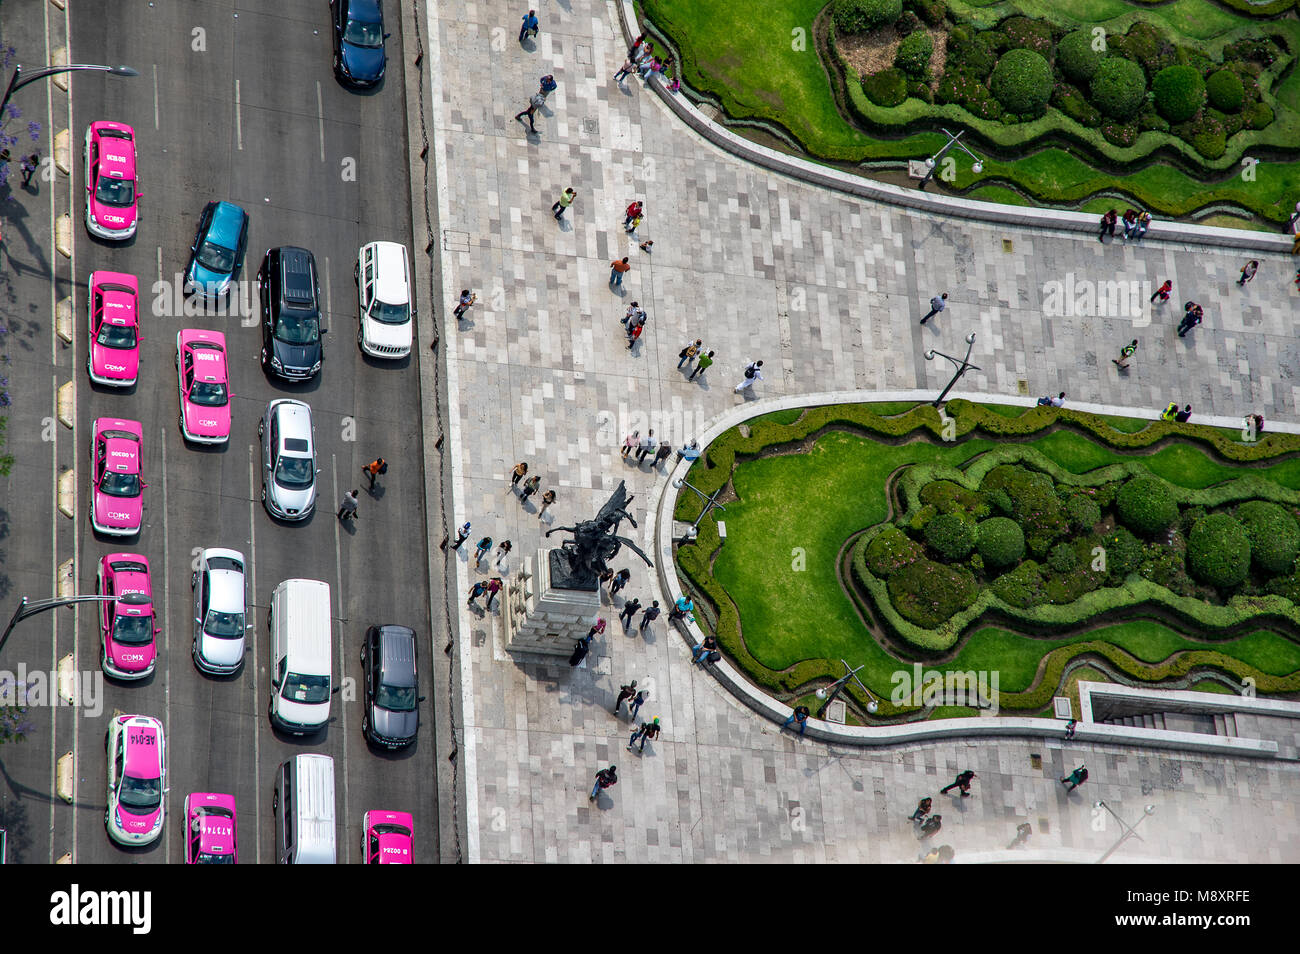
[538,488,556,518]
[734,360,763,393]
[628,690,648,722]
[940,770,976,797]
[514,92,544,133]
[623,201,643,228]
[518,8,539,42]
[1009,822,1033,849]
[627,722,647,751]
[569,634,593,667]
[20,152,38,187]
[1036,392,1066,407]
[1098,209,1118,242]
[636,430,656,463]
[587,618,607,640]
[453,289,476,320]
[474,536,493,566]
[448,521,472,550]
[494,540,513,563]
[520,474,541,507]
[638,600,661,633]
[626,320,643,350]
[919,815,943,837]
[337,489,359,522]
[618,597,642,629]
[783,705,811,736]
[510,461,528,488]
[1238,259,1259,285]
[537,74,557,99]
[609,257,631,286]
[1112,339,1138,370]
[552,187,576,221]
[613,680,638,715]
[690,350,714,382]
[1177,304,1203,337]
[361,457,387,489]
[467,580,488,608]
[639,238,654,253]
[691,635,717,663]
[909,797,933,823]
[621,430,639,459]
[652,441,673,468]
[485,577,503,610]
[609,568,631,595]
[920,292,947,325]
[636,717,661,753]
[1150,279,1172,304]
[677,339,702,369]
[613,56,635,83]
[590,765,618,801]
[1061,765,1088,792]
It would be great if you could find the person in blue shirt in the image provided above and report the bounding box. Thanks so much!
[519,9,539,43]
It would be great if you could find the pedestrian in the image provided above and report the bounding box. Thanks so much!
[361,457,387,489]
[653,441,672,467]
[609,257,631,286]
[520,473,541,506]
[1177,304,1203,337]
[691,634,718,663]
[1161,401,1179,422]
[734,359,763,393]
[637,717,661,753]
[551,187,576,221]
[589,765,617,801]
[518,8,539,42]
[613,680,638,715]
[587,618,607,640]
[637,430,656,462]
[569,634,593,667]
[627,722,646,752]
[639,600,661,633]
[909,796,933,823]
[511,461,528,488]
[514,93,544,133]
[626,321,643,349]
[1134,211,1151,240]
[627,33,646,61]
[940,770,976,797]
[678,339,702,369]
[1238,259,1259,285]
[1121,208,1138,240]
[919,292,947,325]
[494,540,513,563]
[1064,718,1077,740]
[1175,404,1192,423]
[625,211,644,233]
[474,536,493,566]
[1112,339,1138,370]
[1061,765,1088,792]
[610,568,631,595]
[668,595,694,623]
[628,690,647,722]
[919,814,943,837]
[1150,279,1171,304]
[621,430,639,459]
[639,239,654,253]
[20,152,38,187]
[1036,392,1066,408]
[337,489,359,521]
[1098,209,1118,242]
[1009,822,1033,849]
[485,577,503,610]
[621,301,643,327]
[1249,413,1265,437]
[467,580,488,608]
[618,597,642,629]
[614,56,635,83]
[689,350,714,382]
[677,440,701,463]
[453,289,476,320]
[537,74,557,98]
[448,521,472,550]
[538,488,556,518]
[783,705,810,736]
[920,844,955,864]
[623,201,643,228]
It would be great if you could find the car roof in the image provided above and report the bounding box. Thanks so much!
[377,626,417,687]
[276,247,317,305]
[368,242,410,305]
[92,122,136,179]
[349,0,384,23]
[121,718,163,778]
[104,554,152,600]
[366,809,414,831]
[269,400,314,451]
[208,201,247,246]
[207,562,246,614]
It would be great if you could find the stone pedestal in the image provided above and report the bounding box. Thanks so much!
[503,548,602,657]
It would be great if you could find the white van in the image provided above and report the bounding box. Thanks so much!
[355,241,413,358]
[267,579,332,735]
[273,754,336,864]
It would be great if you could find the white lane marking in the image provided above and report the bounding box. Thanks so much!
[156,246,163,290]
[316,80,325,162]
[248,446,262,865]
[160,427,172,863]
[331,453,350,861]
[324,258,332,328]
[235,79,242,151]
[153,64,160,130]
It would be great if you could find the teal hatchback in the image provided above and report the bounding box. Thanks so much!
[185,201,249,300]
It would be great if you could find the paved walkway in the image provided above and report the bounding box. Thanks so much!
[423,1,1300,862]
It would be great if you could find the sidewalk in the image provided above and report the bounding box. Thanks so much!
[421,1,1300,863]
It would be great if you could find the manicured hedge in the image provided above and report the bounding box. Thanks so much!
[991,48,1053,117]
[895,30,934,78]
[925,512,976,560]
[1152,65,1206,123]
[1236,500,1300,575]
[1117,476,1179,538]
[1188,513,1252,588]
[1091,56,1147,120]
[977,517,1025,568]
[863,67,909,107]
[865,525,923,576]
[833,0,902,35]
[1207,69,1245,112]
[1057,30,1101,85]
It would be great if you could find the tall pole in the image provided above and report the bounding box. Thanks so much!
[925,333,980,408]
[1094,801,1155,864]
[917,127,983,191]
[0,593,119,657]
[0,63,138,122]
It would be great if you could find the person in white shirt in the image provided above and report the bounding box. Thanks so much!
[1036,391,1065,408]
[734,360,763,392]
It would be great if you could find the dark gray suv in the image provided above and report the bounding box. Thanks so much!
[259,246,326,380]
[361,625,421,748]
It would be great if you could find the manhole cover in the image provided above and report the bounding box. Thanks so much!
[582,117,599,135]
[826,700,847,724]
[1017,379,1029,395]
[1003,239,1014,253]
[1030,753,1042,770]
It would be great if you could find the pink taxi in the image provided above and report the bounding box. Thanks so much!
[176,330,232,444]
[84,121,140,240]
[87,271,140,387]
[361,810,413,864]
[105,714,166,846]
[90,417,147,536]
[96,553,159,680]
[184,792,238,864]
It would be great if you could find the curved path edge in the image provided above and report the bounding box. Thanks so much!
[616,1,1292,254]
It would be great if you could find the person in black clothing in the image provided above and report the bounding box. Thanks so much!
[609,568,631,595]
[569,634,593,667]
[590,765,617,801]
[638,600,661,632]
[940,770,976,797]
[618,598,641,628]
[909,797,932,823]
[920,814,942,837]
[613,680,637,715]
[1174,404,1192,423]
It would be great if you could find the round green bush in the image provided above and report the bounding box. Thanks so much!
[1048,542,1079,573]
[1243,101,1273,129]
[976,517,1025,568]
[887,559,977,628]
[990,48,1052,116]
[1236,501,1300,575]
[1104,527,1144,581]
[1152,65,1205,123]
[1188,513,1251,589]
[895,9,921,36]
[1065,495,1101,532]
[925,512,976,561]
[895,30,934,78]
[862,67,909,107]
[1057,30,1101,85]
[864,526,924,578]
[833,0,903,34]
[1191,123,1226,159]
[1206,69,1244,112]
[1117,477,1179,538]
[1090,56,1147,120]
[1000,16,1052,55]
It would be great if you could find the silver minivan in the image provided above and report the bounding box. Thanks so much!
[273,754,336,864]
[259,399,318,520]
[192,547,249,675]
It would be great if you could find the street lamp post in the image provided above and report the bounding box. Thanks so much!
[0,593,125,657]
[924,332,981,408]
[1094,800,1156,864]
[672,476,727,543]
[1,62,138,122]
[814,659,878,720]
[917,127,984,191]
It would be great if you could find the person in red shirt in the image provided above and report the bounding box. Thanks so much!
[623,201,642,228]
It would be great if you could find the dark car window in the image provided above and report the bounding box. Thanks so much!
[112,612,154,646]
[376,683,417,712]
[189,381,229,407]
[100,471,141,497]
[96,321,138,349]
[95,176,135,207]
[369,300,409,325]
[273,312,321,345]
[344,19,384,47]
[196,240,236,274]
[281,672,330,704]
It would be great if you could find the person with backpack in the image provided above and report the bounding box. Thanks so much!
[1160,402,1179,422]
[513,90,545,133]
[1061,765,1088,792]
[678,338,702,369]
[362,457,387,489]
[613,680,638,715]
[920,814,943,837]
[467,580,488,608]
[590,765,617,801]
[734,359,763,393]
[518,8,539,43]
[1112,339,1138,370]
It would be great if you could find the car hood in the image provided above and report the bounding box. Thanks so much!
[118,803,163,836]
[91,341,139,382]
[96,490,143,530]
[199,631,245,668]
[275,693,329,727]
[89,197,138,232]
[271,337,321,370]
[269,480,316,516]
[183,400,231,439]
[105,635,156,673]
[362,315,413,349]
[372,705,417,741]
[341,42,385,81]
[189,259,232,294]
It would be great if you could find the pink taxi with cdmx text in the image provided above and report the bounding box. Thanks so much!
[84,121,140,240]
[96,553,159,680]
[177,329,232,444]
[91,417,147,536]
[87,271,140,387]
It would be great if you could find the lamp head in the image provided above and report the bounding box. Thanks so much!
[971,161,983,175]
[110,65,139,76]
[965,332,976,345]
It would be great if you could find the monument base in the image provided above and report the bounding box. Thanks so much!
[503,548,603,657]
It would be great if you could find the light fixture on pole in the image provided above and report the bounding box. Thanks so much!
[1094,800,1156,864]
[672,476,727,543]
[814,659,878,719]
[1,62,138,121]
[924,332,980,409]
[917,127,984,191]
[1,592,125,658]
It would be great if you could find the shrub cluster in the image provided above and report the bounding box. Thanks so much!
[976,517,1025,568]
[1152,65,1206,123]
[1117,476,1178,538]
[862,67,909,106]
[833,0,903,35]
[1187,513,1251,588]
[895,30,934,78]
[991,49,1053,117]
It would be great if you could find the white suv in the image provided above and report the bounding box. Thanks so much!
[192,548,250,675]
[355,241,413,358]
[259,400,318,521]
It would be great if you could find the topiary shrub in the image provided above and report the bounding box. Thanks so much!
[991,561,1046,608]
[936,68,1003,119]
[1188,513,1251,589]
[976,516,1025,568]
[1066,495,1101,531]
[1000,16,1052,55]
[1090,56,1147,120]
[1048,542,1079,573]
[1190,120,1227,159]
[1102,527,1144,581]
[865,526,924,577]
[895,9,922,36]
[862,67,910,106]
[980,465,1067,556]
[895,30,934,78]
[1152,65,1206,123]
[1236,501,1300,575]
[887,559,977,627]
[833,0,904,34]
[1100,120,1139,147]
[945,31,996,78]
[1053,83,1103,128]
[908,0,947,27]
[925,512,976,561]
[1117,476,1179,538]
[1057,30,1101,85]
[1206,69,1244,112]
[991,48,1053,117]
[1243,101,1273,130]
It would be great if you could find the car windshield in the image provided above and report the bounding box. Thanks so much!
[95,176,135,207]
[189,381,229,407]
[274,312,320,345]
[281,672,330,704]
[376,683,417,712]
[369,300,409,325]
[120,773,162,810]
[274,456,315,489]
[196,240,236,274]
[96,323,138,349]
[112,612,154,645]
[344,19,384,47]
[100,471,141,497]
[204,610,245,639]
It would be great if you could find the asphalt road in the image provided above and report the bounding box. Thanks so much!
[0,0,438,863]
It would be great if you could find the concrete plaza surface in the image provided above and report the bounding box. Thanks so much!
[419,1,1300,862]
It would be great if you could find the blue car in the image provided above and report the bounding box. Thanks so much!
[331,0,388,88]
[185,201,249,301]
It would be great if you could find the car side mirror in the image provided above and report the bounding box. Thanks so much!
[246,624,254,631]
[139,481,149,489]
[271,675,281,688]
[418,695,427,703]
[195,617,202,624]
[384,33,391,39]
[154,627,162,635]
[331,685,341,695]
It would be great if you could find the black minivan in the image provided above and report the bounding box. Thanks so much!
[259,247,326,381]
